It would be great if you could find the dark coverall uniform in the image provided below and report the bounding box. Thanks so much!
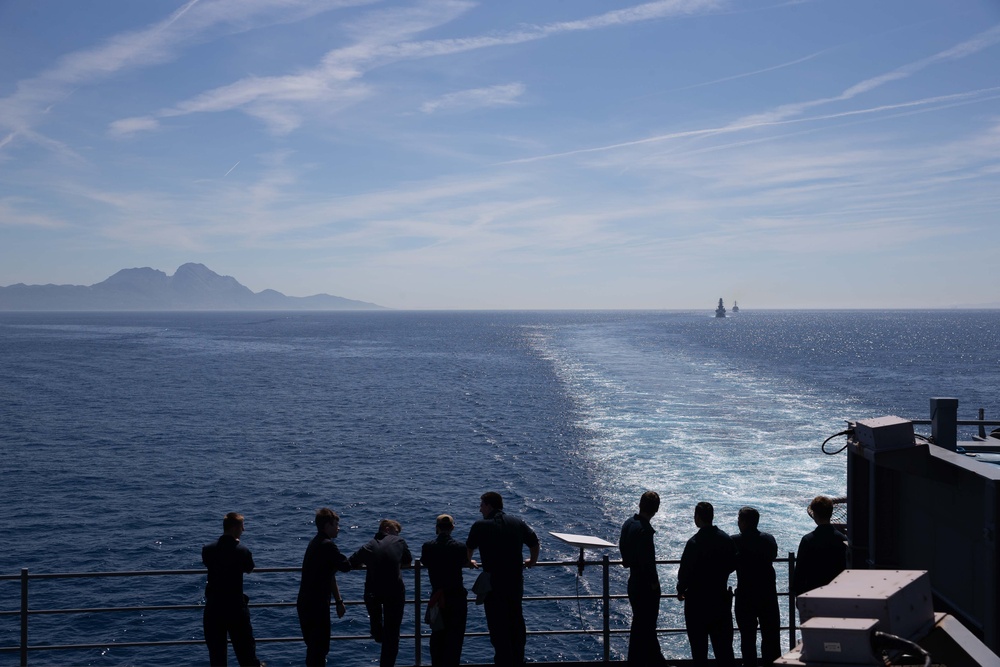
[466,510,539,667]
[791,524,847,596]
[202,534,262,666]
[350,531,413,667]
[421,533,470,667]
[677,525,737,667]
[297,532,352,666]
[619,513,667,666]
[731,528,781,666]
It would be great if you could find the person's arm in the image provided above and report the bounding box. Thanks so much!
[618,522,631,568]
[401,539,413,567]
[725,536,738,575]
[791,536,809,595]
[348,541,371,570]
[331,574,346,618]
[330,542,353,573]
[244,549,256,574]
[525,541,540,568]
[677,541,692,600]
[466,525,480,569]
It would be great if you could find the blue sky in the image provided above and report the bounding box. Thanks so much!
[2,0,999,309]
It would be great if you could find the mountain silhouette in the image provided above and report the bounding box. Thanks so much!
[0,263,385,311]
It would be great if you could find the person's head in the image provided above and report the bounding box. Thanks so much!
[315,508,341,537]
[808,496,834,524]
[379,519,402,536]
[737,506,760,534]
[694,501,714,527]
[222,512,245,537]
[480,491,503,517]
[638,491,660,517]
[436,514,455,535]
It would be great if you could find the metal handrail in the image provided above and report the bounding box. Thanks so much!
[1,555,799,666]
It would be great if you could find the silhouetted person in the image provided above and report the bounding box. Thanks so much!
[731,507,780,666]
[350,519,412,667]
[202,512,263,667]
[297,508,352,667]
[466,491,540,667]
[677,501,736,667]
[421,514,473,666]
[619,491,668,667]
[791,496,847,596]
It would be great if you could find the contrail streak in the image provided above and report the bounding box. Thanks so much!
[502,87,1000,165]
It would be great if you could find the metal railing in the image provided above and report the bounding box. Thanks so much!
[1,555,799,666]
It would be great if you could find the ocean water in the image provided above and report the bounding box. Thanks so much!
[1,309,998,665]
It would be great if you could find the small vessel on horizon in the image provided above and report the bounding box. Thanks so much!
[714,298,726,318]
[732,301,739,313]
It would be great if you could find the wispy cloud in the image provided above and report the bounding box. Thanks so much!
[668,47,834,93]
[108,117,161,138]
[421,83,526,114]
[0,0,376,154]
[111,0,721,135]
[0,197,68,229]
[734,23,1000,127]
[504,27,1000,168]
[506,89,996,165]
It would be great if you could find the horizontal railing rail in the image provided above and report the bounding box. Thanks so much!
[1,555,799,666]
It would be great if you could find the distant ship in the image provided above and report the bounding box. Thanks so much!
[732,301,739,313]
[715,298,726,318]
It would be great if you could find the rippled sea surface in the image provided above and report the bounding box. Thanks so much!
[2,310,998,665]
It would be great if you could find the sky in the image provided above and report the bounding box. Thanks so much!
[1,0,999,310]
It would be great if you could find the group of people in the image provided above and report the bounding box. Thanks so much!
[201,491,845,667]
[201,491,538,667]
[620,492,847,667]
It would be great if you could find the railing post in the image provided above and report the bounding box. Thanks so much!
[602,555,611,663]
[20,567,28,667]
[414,560,422,667]
[787,552,796,651]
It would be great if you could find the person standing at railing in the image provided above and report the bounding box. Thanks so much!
[297,508,352,667]
[619,490,669,667]
[421,514,474,666]
[349,519,413,667]
[790,496,846,597]
[202,511,264,667]
[677,501,737,667]
[466,491,540,667]
[731,507,780,667]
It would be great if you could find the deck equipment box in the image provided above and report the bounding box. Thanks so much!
[799,617,879,664]
[796,570,934,640]
[853,416,914,451]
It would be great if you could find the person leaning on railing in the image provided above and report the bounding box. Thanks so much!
[466,491,540,667]
[202,511,264,667]
[297,508,352,667]
[349,519,413,667]
[677,502,736,667]
[731,507,780,667]
[619,490,669,667]
[421,514,476,667]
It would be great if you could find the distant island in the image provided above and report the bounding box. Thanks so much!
[0,263,386,311]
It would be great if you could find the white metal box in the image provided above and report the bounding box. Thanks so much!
[796,570,934,640]
[800,617,879,664]
[854,416,914,451]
